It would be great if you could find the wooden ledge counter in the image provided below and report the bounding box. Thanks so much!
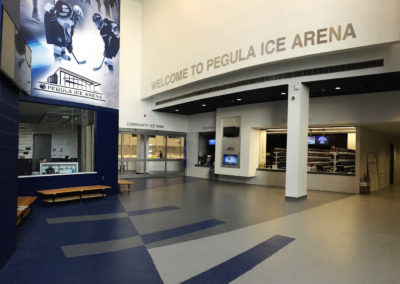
[37,185,111,205]
[17,196,37,225]
[118,179,134,192]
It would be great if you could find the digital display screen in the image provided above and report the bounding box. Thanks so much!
[317,136,329,144]
[209,139,216,145]
[223,154,238,165]
[308,136,315,145]
[223,127,240,137]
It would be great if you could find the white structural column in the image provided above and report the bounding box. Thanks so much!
[285,82,309,198]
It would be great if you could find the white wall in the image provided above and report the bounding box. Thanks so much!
[204,91,400,191]
[19,123,78,159]
[215,101,287,177]
[186,112,216,179]
[119,0,189,132]
[151,44,400,111]
[142,0,400,97]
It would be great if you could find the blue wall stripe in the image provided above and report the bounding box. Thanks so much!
[142,219,225,244]
[128,206,179,216]
[182,235,295,284]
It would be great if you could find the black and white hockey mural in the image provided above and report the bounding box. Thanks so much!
[20,0,120,109]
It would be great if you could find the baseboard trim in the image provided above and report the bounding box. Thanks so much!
[285,195,307,201]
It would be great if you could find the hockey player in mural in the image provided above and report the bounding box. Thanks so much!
[44,0,84,63]
[32,0,40,21]
[92,12,119,71]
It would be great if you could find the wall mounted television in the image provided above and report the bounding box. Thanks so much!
[223,154,238,165]
[223,127,240,137]
[316,136,329,145]
[308,136,315,145]
[1,7,31,94]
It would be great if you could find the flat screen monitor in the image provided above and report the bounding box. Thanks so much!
[223,154,238,165]
[308,136,315,145]
[1,8,31,94]
[223,127,240,137]
[208,139,216,145]
[317,136,329,145]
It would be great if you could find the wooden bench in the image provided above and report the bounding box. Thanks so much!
[118,179,134,192]
[37,185,111,205]
[17,196,37,225]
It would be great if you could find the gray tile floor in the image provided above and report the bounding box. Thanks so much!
[118,178,352,249]
[118,177,400,283]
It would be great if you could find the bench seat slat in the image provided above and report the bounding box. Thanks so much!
[118,179,134,185]
[37,185,111,195]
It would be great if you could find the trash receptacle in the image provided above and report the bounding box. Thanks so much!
[209,167,217,181]
[360,181,370,194]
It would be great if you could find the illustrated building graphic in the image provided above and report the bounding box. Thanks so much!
[46,67,100,92]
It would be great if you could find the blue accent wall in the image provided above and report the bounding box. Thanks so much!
[0,73,19,269]
[17,95,119,196]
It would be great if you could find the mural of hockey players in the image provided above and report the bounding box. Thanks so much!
[96,0,102,13]
[32,0,40,21]
[14,29,32,93]
[92,13,119,71]
[103,0,110,18]
[44,1,84,63]
[109,0,119,21]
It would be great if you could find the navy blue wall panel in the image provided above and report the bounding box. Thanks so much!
[17,95,119,196]
[0,73,19,269]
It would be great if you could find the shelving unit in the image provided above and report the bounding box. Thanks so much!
[267,147,355,173]
[270,148,286,169]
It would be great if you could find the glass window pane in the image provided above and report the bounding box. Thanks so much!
[167,136,184,159]
[148,135,165,159]
[18,102,95,176]
[123,134,137,159]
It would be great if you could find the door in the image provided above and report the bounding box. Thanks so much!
[33,134,51,171]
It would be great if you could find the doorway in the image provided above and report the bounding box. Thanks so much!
[118,132,185,178]
[32,134,51,172]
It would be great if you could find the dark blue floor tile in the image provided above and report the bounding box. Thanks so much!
[128,205,179,216]
[0,246,163,284]
[182,235,295,284]
[142,219,225,244]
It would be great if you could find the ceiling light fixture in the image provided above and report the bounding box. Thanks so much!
[281,92,286,95]
[236,98,242,101]
[335,86,341,90]
[174,109,179,112]
[201,104,206,107]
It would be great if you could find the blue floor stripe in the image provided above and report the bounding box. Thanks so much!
[128,206,180,216]
[141,219,225,244]
[181,235,295,284]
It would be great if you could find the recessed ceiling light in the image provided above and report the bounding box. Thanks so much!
[174,109,179,112]
[236,98,242,101]
[335,86,341,90]
[281,92,286,95]
[201,104,206,107]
